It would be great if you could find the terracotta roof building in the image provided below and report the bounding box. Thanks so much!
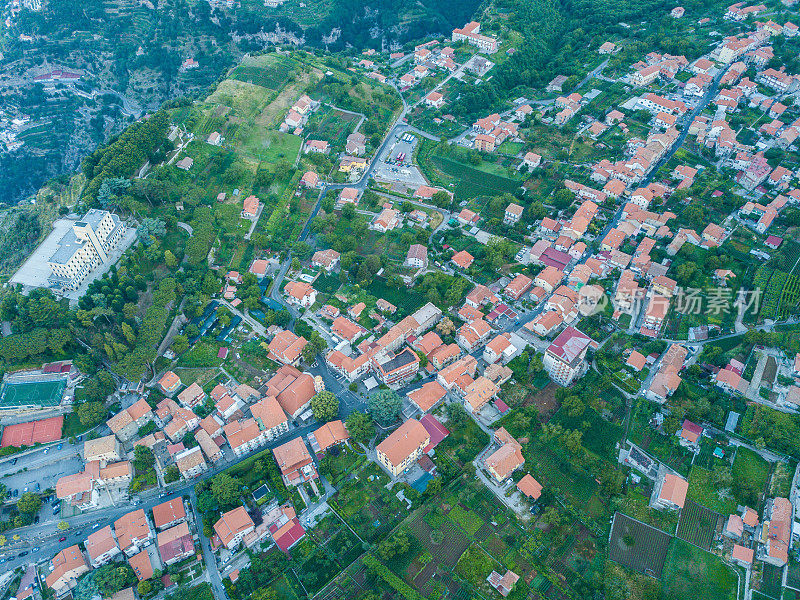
[115,509,153,556]
[376,419,430,477]
[266,365,316,418]
[153,497,186,530]
[46,545,89,594]
[85,525,120,567]
[159,371,181,395]
[654,473,688,510]
[308,420,350,454]
[273,437,318,486]
[214,507,255,550]
[517,474,543,499]
[484,431,524,482]
[157,522,194,565]
[128,550,154,581]
[407,381,448,413]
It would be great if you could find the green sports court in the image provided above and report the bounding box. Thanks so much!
[0,378,67,409]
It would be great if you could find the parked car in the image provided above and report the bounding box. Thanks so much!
[57,443,63,450]
[58,536,66,542]
[18,551,28,557]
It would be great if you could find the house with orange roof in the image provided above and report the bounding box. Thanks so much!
[153,497,186,531]
[46,545,89,594]
[425,91,444,108]
[268,330,308,367]
[196,429,223,463]
[224,418,266,457]
[304,139,329,154]
[331,316,364,343]
[464,376,500,413]
[762,497,792,566]
[412,331,443,356]
[451,250,474,270]
[457,208,480,226]
[312,248,340,271]
[376,419,430,477]
[533,266,563,293]
[250,396,289,441]
[732,544,754,566]
[301,171,320,188]
[456,318,493,351]
[522,152,541,170]
[284,281,317,308]
[369,207,400,233]
[214,506,255,550]
[86,525,120,567]
[505,273,533,300]
[626,351,647,372]
[652,473,688,510]
[176,446,208,479]
[273,437,317,486]
[115,509,153,556]
[517,474,543,500]
[308,420,350,454]
[702,223,726,246]
[407,381,448,413]
[177,382,206,409]
[429,343,461,370]
[484,430,524,482]
[337,187,360,207]
[466,284,499,308]
[483,333,514,364]
[242,195,261,219]
[159,371,181,395]
[526,311,563,337]
[128,549,154,582]
[437,355,478,390]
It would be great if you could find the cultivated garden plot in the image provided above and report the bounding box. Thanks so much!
[675,500,723,551]
[660,539,738,600]
[608,512,672,578]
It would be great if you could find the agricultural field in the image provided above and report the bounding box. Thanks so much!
[675,500,722,551]
[230,54,301,91]
[236,129,303,164]
[760,563,783,599]
[304,106,362,153]
[608,513,672,578]
[753,265,800,321]
[660,539,738,600]
[328,460,407,544]
[628,400,694,477]
[731,447,771,508]
[417,141,523,199]
[686,466,738,515]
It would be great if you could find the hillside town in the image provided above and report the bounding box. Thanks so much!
[3,0,800,600]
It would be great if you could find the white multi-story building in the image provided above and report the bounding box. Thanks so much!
[542,326,592,386]
[48,209,126,291]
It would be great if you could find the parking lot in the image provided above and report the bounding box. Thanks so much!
[1,446,82,505]
[373,131,428,187]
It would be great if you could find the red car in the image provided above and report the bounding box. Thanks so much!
[58,536,66,542]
